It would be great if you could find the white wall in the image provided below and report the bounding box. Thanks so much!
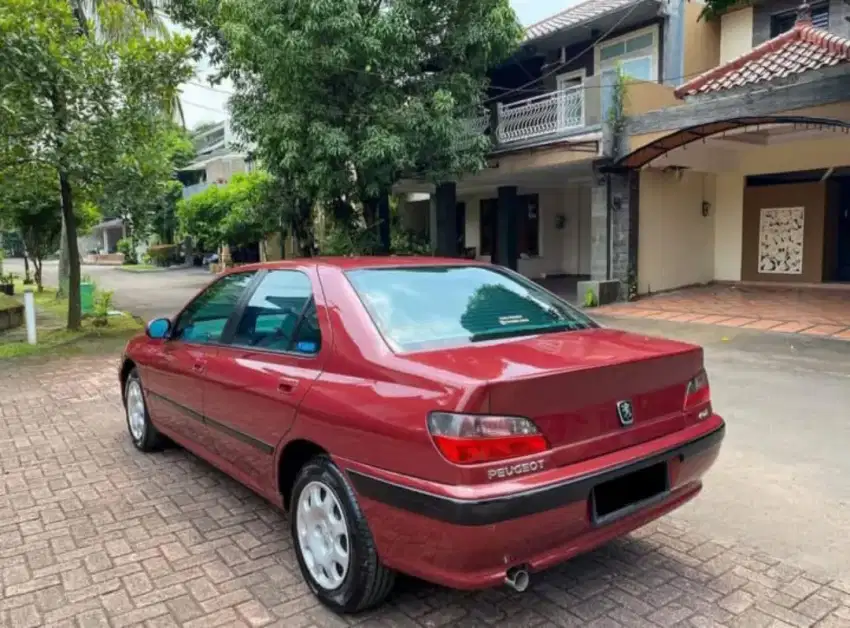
[713,173,745,281]
[457,186,592,279]
[720,7,753,63]
[638,169,716,294]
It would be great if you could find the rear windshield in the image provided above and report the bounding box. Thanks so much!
[345,266,595,353]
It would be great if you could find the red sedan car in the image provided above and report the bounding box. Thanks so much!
[120,257,724,613]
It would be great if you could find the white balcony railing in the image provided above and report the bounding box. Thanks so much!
[495,85,584,145]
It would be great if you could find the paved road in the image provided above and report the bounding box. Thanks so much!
[1,318,850,626]
[3,259,212,321]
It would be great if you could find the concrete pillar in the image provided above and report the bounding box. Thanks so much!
[102,229,109,253]
[714,173,744,281]
[496,186,519,271]
[432,182,458,257]
[609,170,638,287]
[590,171,609,281]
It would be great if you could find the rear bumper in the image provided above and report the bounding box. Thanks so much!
[342,417,724,589]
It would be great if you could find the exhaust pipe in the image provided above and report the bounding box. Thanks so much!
[504,566,530,592]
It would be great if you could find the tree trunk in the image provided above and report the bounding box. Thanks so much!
[59,170,82,330]
[23,255,30,283]
[34,257,43,292]
[57,196,70,297]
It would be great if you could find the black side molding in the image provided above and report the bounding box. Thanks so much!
[146,390,275,455]
[348,422,725,527]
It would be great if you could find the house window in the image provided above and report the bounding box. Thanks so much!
[597,26,658,118]
[771,3,829,36]
[479,195,540,258]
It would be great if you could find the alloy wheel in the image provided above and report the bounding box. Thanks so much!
[296,480,351,590]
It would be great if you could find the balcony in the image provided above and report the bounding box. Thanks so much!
[482,74,604,149]
[182,181,212,199]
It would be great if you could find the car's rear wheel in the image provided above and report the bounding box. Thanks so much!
[290,456,395,613]
[124,369,165,452]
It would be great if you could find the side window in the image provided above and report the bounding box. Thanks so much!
[173,272,257,344]
[231,270,322,354]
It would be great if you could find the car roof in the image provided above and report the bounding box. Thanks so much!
[227,256,488,273]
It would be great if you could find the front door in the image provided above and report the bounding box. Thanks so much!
[202,269,328,493]
[556,71,584,130]
[142,271,258,448]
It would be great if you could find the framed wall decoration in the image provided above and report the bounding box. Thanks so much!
[758,207,805,275]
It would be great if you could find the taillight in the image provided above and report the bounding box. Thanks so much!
[685,369,712,419]
[427,412,549,465]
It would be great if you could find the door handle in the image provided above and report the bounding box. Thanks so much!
[192,362,206,374]
[277,378,299,394]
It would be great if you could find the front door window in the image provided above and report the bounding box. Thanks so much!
[172,271,257,344]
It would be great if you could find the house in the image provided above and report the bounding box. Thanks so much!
[610,0,850,297]
[178,119,254,199]
[78,217,126,264]
[395,0,722,300]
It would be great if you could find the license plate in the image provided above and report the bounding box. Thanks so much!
[591,461,669,525]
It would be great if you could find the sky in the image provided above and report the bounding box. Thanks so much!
[178,0,578,129]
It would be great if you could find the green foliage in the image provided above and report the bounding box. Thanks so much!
[117,238,137,264]
[92,289,114,326]
[606,65,628,157]
[0,0,193,329]
[146,244,178,267]
[584,287,598,308]
[170,0,522,223]
[177,171,281,250]
[694,0,741,20]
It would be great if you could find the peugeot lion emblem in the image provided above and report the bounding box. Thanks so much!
[616,400,634,426]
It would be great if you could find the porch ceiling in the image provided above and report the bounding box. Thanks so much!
[611,115,850,172]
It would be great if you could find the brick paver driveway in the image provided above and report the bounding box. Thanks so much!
[2,356,850,628]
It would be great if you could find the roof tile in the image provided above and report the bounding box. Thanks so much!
[675,21,850,98]
[524,0,641,42]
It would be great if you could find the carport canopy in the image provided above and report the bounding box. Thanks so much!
[609,116,850,171]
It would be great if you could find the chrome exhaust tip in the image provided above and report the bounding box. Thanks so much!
[504,566,530,592]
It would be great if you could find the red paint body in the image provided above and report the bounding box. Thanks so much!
[123,257,724,590]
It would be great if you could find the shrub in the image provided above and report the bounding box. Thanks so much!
[117,238,137,264]
[93,289,114,327]
[147,244,178,267]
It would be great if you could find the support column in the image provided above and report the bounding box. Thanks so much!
[432,182,458,257]
[102,229,109,253]
[590,170,609,281]
[495,186,519,271]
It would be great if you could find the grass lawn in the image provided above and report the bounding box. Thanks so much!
[116,264,161,273]
[0,281,143,360]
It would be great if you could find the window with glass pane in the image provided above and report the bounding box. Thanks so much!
[347,266,594,353]
[230,270,320,354]
[771,3,828,35]
[173,272,257,344]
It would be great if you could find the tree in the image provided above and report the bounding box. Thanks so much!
[170,0,522,247]
[0,0,193,329]
[0,164,62,291]
[690,0,737,20]
[176,171,278,253]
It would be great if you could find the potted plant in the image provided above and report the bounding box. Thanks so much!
[0,273,17,296]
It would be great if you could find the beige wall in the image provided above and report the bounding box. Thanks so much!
[720,7,754,63]
[623,81,680,117]
[638,169,716,294]
[741,183,827,283]
[739,135,850,175]
[713,173,745,281]
[206,157,248,183]
[684,1,721,78]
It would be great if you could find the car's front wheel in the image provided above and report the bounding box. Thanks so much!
[290,456,395,613]
[124,369,165,452]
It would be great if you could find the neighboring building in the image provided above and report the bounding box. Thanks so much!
[613,0,850,295]
[178,119,253,199]
[395,0,721,297]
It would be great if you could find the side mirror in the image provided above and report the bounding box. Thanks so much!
[146,317,172,340]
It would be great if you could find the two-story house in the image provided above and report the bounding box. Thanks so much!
[610,0,850,298]
[178,119,254,199]
[395,0,721,300]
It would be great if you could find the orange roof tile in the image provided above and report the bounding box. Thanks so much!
[675,18,850,98]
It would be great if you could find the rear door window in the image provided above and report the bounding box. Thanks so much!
[346,266,594,352]
[230,270,321,354]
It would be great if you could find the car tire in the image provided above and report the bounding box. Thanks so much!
[124,369,165,452]
[290,455,395,613]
